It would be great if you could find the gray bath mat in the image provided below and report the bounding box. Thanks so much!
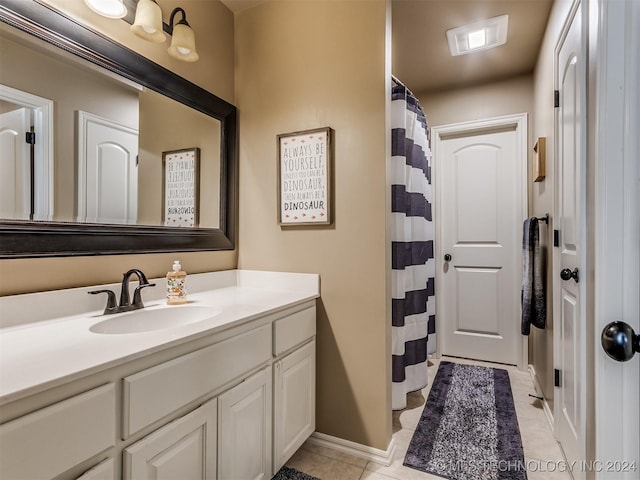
[272,466,321,480]
[403,361,527,480]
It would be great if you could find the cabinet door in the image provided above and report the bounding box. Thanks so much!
[123,397,217,480]
[76,459,115,480]
[218,366,272,480]
[273,340,315,472]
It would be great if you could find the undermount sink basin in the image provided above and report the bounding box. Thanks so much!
[90,305,221,334]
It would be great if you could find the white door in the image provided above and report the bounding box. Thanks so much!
[218,367,272,480]
[0,107,31,220]
[594,0,640,477]
[434,114,527,366]
[554,2,586,475]
[124,398,217,479]
[0,84,54,221]
[77,111,138,224]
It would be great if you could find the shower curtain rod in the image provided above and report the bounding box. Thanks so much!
[391,75,418,98]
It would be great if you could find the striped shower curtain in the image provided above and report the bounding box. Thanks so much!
[391,80,436,411]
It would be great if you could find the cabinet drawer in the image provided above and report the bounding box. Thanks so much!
[273,306,316,356]
[0,383,116,480]
[123,324,271,438]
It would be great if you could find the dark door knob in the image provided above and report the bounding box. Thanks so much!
[601,321,640,362]
[444,254,452,262]
[560,267,579,282]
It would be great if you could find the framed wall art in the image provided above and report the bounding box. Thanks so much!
[277,127,333,226]
[162,147,200,227]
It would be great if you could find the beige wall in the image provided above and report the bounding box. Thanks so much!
[418,75,534,220]
[0,0,236,296]
[529,0,574,414]
[235,0,392,450]
[418,74,534,128]
[138,89,221,228]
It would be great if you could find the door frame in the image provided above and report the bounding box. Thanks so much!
[593,0,640,476]
[432,113,529,370]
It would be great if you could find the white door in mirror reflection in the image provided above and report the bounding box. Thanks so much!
[77,111,138,224]
[0,107,31,220]
[0,84,54,221]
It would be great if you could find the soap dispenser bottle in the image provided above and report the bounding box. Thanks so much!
[166,260,187,305]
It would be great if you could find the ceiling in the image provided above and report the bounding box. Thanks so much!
[392,0,553,94]
[220,0,265,13]
[221,0,553,95]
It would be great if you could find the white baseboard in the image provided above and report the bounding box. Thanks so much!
[528,364,555,432]
[307,432,396,467]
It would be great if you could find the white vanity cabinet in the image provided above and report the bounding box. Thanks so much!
[120,304,315,479]
[123,398,217,479]
[272,307,317,472]
[121,324,272,439]
[0,278,317,480]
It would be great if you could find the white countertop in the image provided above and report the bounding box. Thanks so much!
[0,270,319,405]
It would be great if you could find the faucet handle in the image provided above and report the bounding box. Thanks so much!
[132,282,156,308]
[88,289,118,315]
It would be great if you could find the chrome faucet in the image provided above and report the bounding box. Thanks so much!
[89,269,156,315]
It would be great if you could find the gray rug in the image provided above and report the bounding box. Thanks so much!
[403,361,527,480]
[272,466,320,480]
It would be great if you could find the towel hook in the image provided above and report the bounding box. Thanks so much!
[536,214,550,224]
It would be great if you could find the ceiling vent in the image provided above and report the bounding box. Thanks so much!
[446,14,509,56]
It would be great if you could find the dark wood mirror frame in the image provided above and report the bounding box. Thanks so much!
[0,0,237,258]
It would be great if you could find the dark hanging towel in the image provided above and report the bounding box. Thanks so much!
[521,217,546,335]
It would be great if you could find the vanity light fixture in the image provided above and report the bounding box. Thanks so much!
[167,7,199,62]
[86,0,199,62]
[84,0,127,19]
[130,0,166,43]
[446,14,509,56]
[129,1,199,62]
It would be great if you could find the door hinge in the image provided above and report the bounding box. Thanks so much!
[25,132,36,144]
[554,229,560,247]
[554,368,561,387]
[554,90,560,108]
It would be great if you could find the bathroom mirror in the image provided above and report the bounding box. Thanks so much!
[0,0,237,257]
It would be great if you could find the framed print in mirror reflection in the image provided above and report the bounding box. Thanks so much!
[277,127,333,227]
[163,148,200,227]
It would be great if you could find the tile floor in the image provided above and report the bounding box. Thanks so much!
[285,356,572,480]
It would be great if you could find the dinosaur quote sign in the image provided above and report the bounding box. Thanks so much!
[277,127,333,226]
